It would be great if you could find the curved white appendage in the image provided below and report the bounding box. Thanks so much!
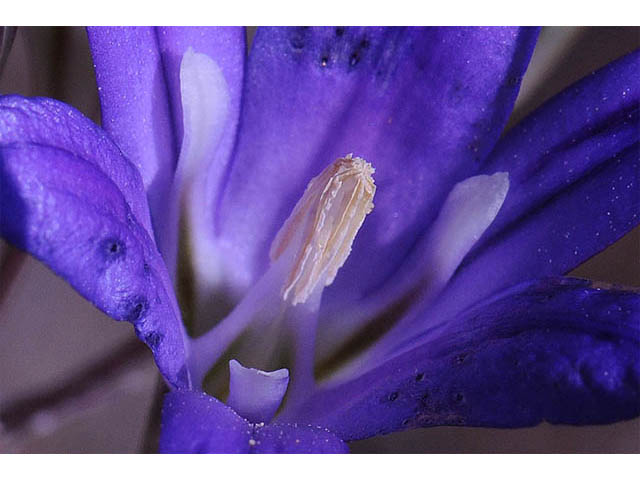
[227,359,289,424]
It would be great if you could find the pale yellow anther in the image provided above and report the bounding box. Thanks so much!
[270,154,376,305]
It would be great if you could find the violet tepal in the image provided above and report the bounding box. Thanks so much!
[0,27,638,453]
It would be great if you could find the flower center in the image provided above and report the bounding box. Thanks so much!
[189,155,376,418]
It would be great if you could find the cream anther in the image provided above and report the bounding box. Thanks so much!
[270,154,376,305]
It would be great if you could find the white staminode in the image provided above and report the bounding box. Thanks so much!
[160,48,230,279]
[270,154,376,305]
[424,171,510,286]
[227,359,289,424]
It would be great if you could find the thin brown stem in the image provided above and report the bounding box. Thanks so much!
[0,243,27,307]
[140,376,169,454]
[0,338,147,434]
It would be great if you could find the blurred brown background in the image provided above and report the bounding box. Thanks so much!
[0,27,638,453]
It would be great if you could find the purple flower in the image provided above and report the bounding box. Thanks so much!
[0,27,638,453]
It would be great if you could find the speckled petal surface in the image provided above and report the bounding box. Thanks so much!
[288,278,640,441]
[253,423,348,453]
[417,51,639,332]
[159,390,348,453]
[159,391,252,453]
[87,27,245,274]
[216,27,539,303]
[87,27,177,239]
[482,50,639,238]
[0,96,189,388]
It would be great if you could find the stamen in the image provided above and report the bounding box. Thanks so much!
[188,155,375,391]
[270,154,376,305]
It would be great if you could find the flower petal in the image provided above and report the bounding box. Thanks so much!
[159,390,348,453]
[88,26,244,185]
[317,172,510,358]
[0,96,189,388]
[153,29,245,311]
[159,391,251,453]
[252,423,348,453]
[87,27,245,275]
[87,27,177,237]
[216,27,539,301]
[481,50,639,269]
[154,47,234,277]
[420,51,639,331]
[154,27,244,156]
[0,95,154,237]
[288,278,640,441]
